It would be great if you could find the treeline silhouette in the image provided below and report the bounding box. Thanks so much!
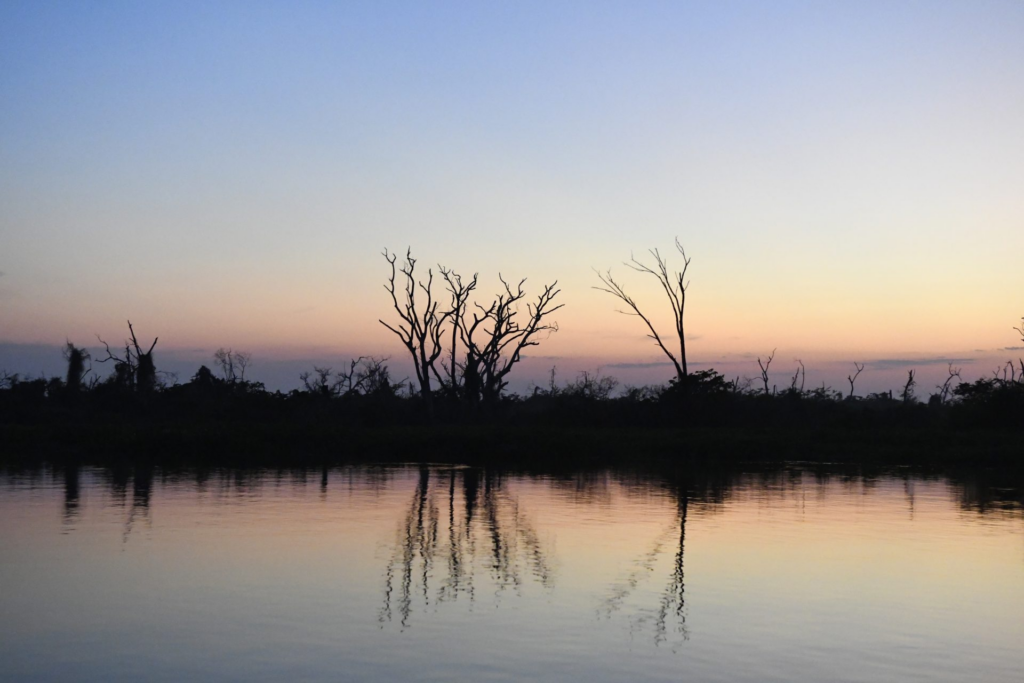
[1,243,1022,462]
[2,328,1021,464]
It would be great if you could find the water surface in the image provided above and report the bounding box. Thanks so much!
[1,464,1022,682]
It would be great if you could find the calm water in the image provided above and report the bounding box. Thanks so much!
[1,463,1022,682]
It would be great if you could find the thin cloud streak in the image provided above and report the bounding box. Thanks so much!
[866,357,976,371]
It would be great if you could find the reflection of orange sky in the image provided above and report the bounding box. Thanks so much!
[8,469,1020,593]
[3,468,1022,646]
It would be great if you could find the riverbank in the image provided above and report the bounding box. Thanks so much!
[2,420,1020,468]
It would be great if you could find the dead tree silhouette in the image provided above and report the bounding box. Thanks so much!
[300,357,400,398]
[594,239,692,386]
[380,249,453,409]
[935,363,962,404]
[457,277,563,404]
[900,370,917,404]
[381,247,562,406]
[757,349,776,396]
[438,267,478,395]
[790,359,806,393]
[847,362,865,399]
[96,321,158,392]
[213,348,251,382]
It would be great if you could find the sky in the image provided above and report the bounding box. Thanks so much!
[2,1,1023,394]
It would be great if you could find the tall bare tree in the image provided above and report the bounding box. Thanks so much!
[595,239,691,384]
[380,249,455,404]
[438,267,479,392]
[382,248,562,406]
[458,276,563,403]
[757,349,776,396]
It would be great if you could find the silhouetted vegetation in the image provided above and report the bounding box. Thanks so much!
[63,342,90,394]
[95,321,160,394]
[595,239,692,384]
[380,247,563,411]
[0,250,1021,465]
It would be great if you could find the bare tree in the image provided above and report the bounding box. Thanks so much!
[459,276,563,403]
[757,349,776,396]
[302,357,404,398]
[900,370,917,404]
[214,348,252,382]
[847,362,865,399]
[790,359,806,393]
[338,356,402,397]
[300,366,336,396]
[380,249,455,405]
[994,360,1018,385]
[594,239,691,385]
[438,267,479,393]
[935,362,962,404]
[96,321,158,392]
[381,248,562,406]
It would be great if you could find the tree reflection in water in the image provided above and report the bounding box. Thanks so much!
[600,482,690,647]
[30,460,1022,638]
[61,465,80,524]
[379,466,553,628]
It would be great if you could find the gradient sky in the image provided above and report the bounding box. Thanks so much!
[2,1,1023,393]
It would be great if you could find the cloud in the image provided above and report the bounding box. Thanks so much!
[604,361,675,370]
[603,359,724,370]
[867,357,975,371]
[1004,346,1024,351]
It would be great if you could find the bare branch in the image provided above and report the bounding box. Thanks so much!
[847,362,865,399]
[594,239,691,384]
[757,349,776,396]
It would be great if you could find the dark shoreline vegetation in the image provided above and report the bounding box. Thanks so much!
[1,247,1022,467]
[2,371,1023,466]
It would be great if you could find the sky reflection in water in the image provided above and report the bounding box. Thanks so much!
[1,464,1022,683]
